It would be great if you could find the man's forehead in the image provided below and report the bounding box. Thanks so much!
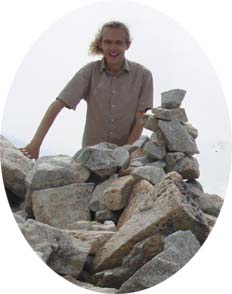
[102,27,126,40]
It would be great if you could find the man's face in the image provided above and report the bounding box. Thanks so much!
[100,27,130,69]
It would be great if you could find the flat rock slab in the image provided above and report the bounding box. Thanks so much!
[161,89,186,109]
[152,107,188,122]
[32,183,95,229]
[158,120,199,155]
[19,219,91,276]
[0,135,34,198]
[118,230,200,293]
[92,175,209,272]
[117,180,154,230]
[26,155,90,190]
[66,220,116,232]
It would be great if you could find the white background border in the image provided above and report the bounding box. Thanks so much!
[0,1,231,293]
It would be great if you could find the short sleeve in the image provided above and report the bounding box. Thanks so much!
[56,63,92,110]
[137,69,153,112]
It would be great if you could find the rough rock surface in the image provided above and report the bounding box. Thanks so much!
[0,135,34,198]
[31,183,95,229]
[118,230,200,293]
[19,219,91,276]
[161,89,186,109]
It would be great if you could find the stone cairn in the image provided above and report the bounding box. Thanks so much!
[0,89,223,294]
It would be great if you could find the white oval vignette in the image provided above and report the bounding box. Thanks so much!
[0,1,232,294]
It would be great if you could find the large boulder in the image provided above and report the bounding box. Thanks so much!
[19,219,91,276]
[31,183,95,229]
[25,155,90,190]
[92,172,209,273]
[118,230,200,293]
[0,135,34,199]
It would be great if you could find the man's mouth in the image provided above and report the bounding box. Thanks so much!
[108,53,120,58]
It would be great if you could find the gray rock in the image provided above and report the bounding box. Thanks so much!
[0,135,34,199]
[183,122,198,139]
[152,107,188,123]
[132,135,149,148]
[25,155,90,191]
[150,129,166,145]
[31,183,95,229]
[20,219,90,276]
[118,230,200,293]
[103,175,135,211]
[165,152,200,179]
[197,193,223,217]
[143,141,166,160]
[73,146,119,178]
[146,160,166,168]
[140,114,159,132]
[112,147,130,169]
[90,174,119,212]
[161,89,186,109]
[131,166,166,185]
[158,120,199,155]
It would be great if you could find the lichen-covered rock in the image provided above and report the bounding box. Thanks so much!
[19,219,91,276]
[31,183,94,229]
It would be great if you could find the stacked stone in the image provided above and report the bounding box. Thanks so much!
[138,88,200,181]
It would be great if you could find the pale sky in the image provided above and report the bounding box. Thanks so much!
[1,0,231,197]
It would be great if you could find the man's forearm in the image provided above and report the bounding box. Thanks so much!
[127,112,144,145]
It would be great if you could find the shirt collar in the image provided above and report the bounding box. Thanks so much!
[100,58,130,74]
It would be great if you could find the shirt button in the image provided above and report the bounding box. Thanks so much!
[112,90,116,94]
[112,104,115,108]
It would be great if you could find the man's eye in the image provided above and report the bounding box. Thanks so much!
[116,41,124,45]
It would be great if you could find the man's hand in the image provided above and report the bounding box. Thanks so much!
[19,143,40,160]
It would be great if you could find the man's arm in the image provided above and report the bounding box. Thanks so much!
[19,99,66,159]
[127,111,145,145]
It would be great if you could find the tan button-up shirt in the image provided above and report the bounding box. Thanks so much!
[57,58,153,147]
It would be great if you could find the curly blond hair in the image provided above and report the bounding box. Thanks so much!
[89,21,132,56]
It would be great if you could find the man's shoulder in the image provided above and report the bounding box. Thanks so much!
[128,60,152,75]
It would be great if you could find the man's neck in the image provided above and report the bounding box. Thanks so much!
[105,58,125,75]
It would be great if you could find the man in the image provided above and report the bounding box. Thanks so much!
[20,21,153,159]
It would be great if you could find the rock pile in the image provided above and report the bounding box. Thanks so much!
[0,89,224,294]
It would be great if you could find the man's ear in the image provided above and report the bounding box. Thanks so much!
[126,41,131,50]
